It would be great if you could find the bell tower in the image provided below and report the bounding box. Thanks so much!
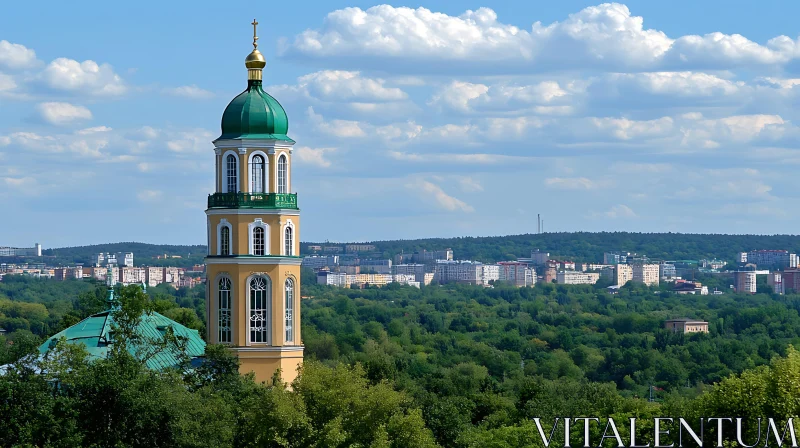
[204,20,302,384]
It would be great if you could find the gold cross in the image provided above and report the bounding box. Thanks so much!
[251,19,259,49]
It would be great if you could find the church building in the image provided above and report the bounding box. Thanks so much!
[204,20,303,384]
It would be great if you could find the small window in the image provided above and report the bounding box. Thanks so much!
[226,154,238,193]
[250,155,265,193]
[253,227,265,256]
[220,226,230,256]
[284,226,293,256]
[285,278,294,343]
[277,154,287,194]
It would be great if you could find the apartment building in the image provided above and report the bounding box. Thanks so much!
[345,244,377,253]
[146,267,165,287]
[481,264,500,286]
[54,267,83,281]
[733,271,757,294]
[360,259,392,274]
[740,250,798,270]
[659,263,677,280]
[0,243,42,257]
[433,260,482,285]
[414,249,454,263]
[393,263,427,282]
[497,261,535,287]
[556,270,600,285]
[615,264,633,286]
[119,267,146,285]
[632,264,660,286]
[768,272,785,295]
[302,255,339,270]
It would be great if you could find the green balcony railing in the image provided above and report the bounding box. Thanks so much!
[207,192,298,209]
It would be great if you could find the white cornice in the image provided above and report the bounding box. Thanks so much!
[204,256,303,266]
[205,209,300,216]
[231,346,304,352]
[213,139,295,151]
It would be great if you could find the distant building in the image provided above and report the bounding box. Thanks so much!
[740,250,798,270]
[603,252,636,265]
[317,271,421,288]
[120,267,146,285]
[345,244,377,253]
[518,249,550,267]
[323,246,343,253]
[433,260,482,285]
[413,249,454,264]
[302,255,338,270]
[665,319,709,334]
[338,265,360,275]
[481,264,500,286]
[54,267,82,281]
[556,270,599,285]
[632,264,660,286]
[699,259,726,270]
[673,280,708,295]
[783,269,800,293]
[615,264,633,286]
[498,261,535,287]
[544,267,557,284]
[145,267,165,287]
[0,243,42,257]
[659,263,677,280]
[95,252,134,267]
[733,271,757,294]
[393,264,427,282]
[360,259,392,274]
[767,272,785,295]
[307,245,323,253]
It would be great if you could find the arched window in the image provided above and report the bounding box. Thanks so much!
[277,154,287,194]
[253,227,265,256]
[220,226,230,256]
[218,277,232,343]
[226,154,238,193]
[284,226,293,256]
[250,155,265,193]
[249,276,270,344]
[285,278,294,343]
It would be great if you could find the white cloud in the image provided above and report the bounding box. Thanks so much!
[165,130,214,153]
[603,204,637,218]
[545,177,602,190]
[295,70,407,102]
[410,180,474,212]
[36,102,93,125]
[306,107,366,138]
[42,58,126,96]
[295,146,336,168]
[458,176,483,192]
[0,72,17,92]
[281,4,800,73]
[163,85,214,99]
[590,116,674,140]
[0,40,37,69]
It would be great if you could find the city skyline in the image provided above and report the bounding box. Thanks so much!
[4,1,800,247]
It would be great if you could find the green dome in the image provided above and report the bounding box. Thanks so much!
[219,80,294,141]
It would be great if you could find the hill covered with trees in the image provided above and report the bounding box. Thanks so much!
[307,232,800,263]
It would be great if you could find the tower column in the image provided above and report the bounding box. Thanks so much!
[205,19,302,385]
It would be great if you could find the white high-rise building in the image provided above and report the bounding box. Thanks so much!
[481,264,500,285]
[433,260,483,285]
[632,264,660,286]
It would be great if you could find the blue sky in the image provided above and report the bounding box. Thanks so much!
[2,1,800,248]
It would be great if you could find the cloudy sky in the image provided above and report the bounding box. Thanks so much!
[2,0,800,248]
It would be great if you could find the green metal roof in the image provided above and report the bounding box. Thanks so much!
[39,310,206,371]
[219,79,294,142]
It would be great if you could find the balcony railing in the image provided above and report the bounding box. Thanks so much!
[207,192,298,209]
